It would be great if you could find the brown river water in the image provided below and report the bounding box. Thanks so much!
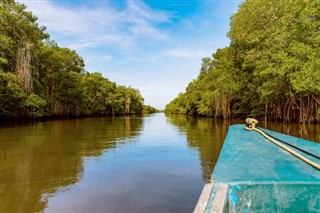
[1,113,319,212]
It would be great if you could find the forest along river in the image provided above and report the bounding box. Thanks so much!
[1,113,319,213]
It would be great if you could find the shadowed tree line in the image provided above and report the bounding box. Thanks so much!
[0,0,149,120]
[165,0,320,123]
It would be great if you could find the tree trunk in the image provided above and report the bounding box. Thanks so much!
[15,41,33,95]
[125,97,131,114]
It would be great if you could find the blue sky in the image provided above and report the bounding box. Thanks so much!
[19,0,241,109]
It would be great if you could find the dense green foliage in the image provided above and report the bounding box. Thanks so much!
[165,0,320,123]
[0,0,148,119]
[142,105,160,114]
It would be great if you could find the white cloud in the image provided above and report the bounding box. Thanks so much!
[182,19,195,30]
[125,1,170,23]
[103,55,113,61]
[19,0,171,51]
[160,48,209,59]
[25,2,117,35]
[66,35,121,50]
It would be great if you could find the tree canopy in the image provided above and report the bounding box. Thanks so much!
[0,0,153,119]
[165,0,320,123]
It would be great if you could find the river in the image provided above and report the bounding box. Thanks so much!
[1,113,319,212]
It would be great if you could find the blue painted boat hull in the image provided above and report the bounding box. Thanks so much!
[205,125,320,212]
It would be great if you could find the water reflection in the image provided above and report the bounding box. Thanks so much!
[166,115,241,182]
[1,114,318,213]
[0,116,143,213]
[260,121,320,143]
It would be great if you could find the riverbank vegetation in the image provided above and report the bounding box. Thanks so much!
[165,0,320,123]
[0,0,153,120]
[143,105,161,114]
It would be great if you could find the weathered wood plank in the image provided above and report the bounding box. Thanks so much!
[210,184,228,213]
[193,182,214,213]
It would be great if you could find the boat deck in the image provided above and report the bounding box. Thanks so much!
[194,124,320,212]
